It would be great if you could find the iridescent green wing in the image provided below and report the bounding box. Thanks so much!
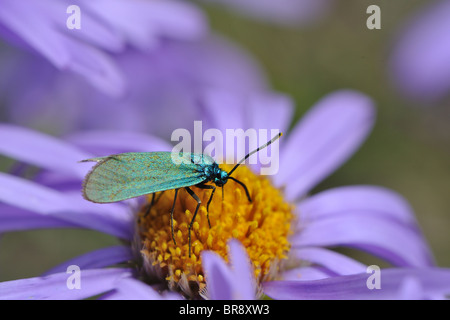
[81,152,211,203]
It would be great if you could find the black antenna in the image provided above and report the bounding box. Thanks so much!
[228,132,282,177]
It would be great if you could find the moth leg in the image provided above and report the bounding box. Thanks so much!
[195,184,216,228]
[144,193,156,217]
[170,189,179,246]
[228,176,252,203]
[184,187,201,258]
[144,191,165,217]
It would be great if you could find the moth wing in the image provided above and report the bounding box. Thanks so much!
[81,152,207,203]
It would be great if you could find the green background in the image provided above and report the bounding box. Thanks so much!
[1,0,449,281]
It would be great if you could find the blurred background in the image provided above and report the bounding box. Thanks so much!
[1,0,449,281]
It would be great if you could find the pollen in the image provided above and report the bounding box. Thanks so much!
[137,164,294,297]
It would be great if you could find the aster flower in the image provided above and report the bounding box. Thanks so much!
[0,34,267,137]
[0,0,207,96]
[0,89,447,299]
[389,0,450,103]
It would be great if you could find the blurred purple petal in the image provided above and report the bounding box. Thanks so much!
[42,246,133,276]
[0,173,133,239]
[0,268,131,300]
[0,124,92,179]
[398,276,426,300]
[81,0,207,50]
[292,247,367,276]
[389,0,450,102]
[0,35,267,137]
[0,0,208,96]
[201,89,293,133]
[0,0,70,67]
[199,89,292,172]
[0,204,78,233]
[60,37,126,97]
[203,0,333,26]
[274,90,376,201]
[65,130,173,156]
[292,213,435,267]
[264,268,450,300]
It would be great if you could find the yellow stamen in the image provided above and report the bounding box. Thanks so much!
[137,165,294,297]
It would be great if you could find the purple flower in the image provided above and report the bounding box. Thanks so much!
[201,0,334,26]
[0,35,267,137]
[0,0,207,96]
[389,0,450,103]
[0,89,449,299]
[0,34,267,136]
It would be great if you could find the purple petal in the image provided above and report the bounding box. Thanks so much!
[0,204,78,233]
[65,130,173,156]
[60,37,126,98]
[297,185,421,230]
[101,277,182,300]
[274,90,376,201]
[228,239,257,300]
[199,89,292,171]
[0,0,207,97]
[202,251,235,300]
[291,247,367,276]
[281,266,331,281]
[42,246,133,276]
[0,268,131,300]
[389,0,450,102]
[398,276,426,300]
[246,93,294,138]
[263,268,450,300]
[0,173,133,239]
[0,1,126,97]
[0,124,92,179]
[292,213,435,267]
[0,1,70,67]
[81,0,207,50]
[37,0,125,52]
[201,239,257,300]
[200,89,291,133]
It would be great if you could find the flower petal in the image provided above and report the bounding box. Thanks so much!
[202,239,257,300]
[0,173,133,239]
[199,89,292,173]
[0,204,78,233]
[281,266,331,281]
[389,0,450,102]
[42,246,133,276]
[0,1,70,68]
[297,185,421,230]
[263,268,450,300]
[292,247,367,276]
[274,90,375,201]
[65,130,173,156]
[0,268,131,300]
[81,0,207,50]
[291,213,435,267]
[228,239,257,300]
[0,124,92,179]
[101,277,182,300]
[201,250,235,300]
[60,37,126,98]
